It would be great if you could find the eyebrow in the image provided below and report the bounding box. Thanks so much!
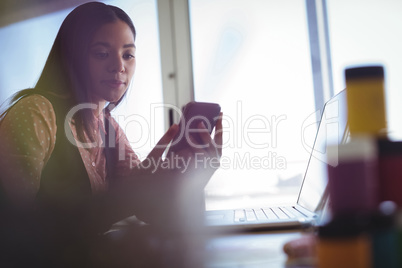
[90,42,136,49]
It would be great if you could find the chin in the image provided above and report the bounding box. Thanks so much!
[106,94,125,103]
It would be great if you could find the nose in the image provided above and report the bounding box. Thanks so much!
[108,56,125,73]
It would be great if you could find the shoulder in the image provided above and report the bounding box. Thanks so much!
[12,94,55,114]
[6,94,57,128]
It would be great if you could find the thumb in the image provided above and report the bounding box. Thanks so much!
[146,124,179,160]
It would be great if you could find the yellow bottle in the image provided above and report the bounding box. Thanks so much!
[317,218,372,268]
[345,66,387,137]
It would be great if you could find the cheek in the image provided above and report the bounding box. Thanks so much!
[88,61,104,82]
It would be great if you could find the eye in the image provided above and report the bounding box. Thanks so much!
[96,52,109,59]
[123,53,135,60]
[91,50,109,59]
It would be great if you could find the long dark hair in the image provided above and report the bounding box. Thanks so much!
[0,2,136,141]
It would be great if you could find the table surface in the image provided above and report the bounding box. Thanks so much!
[204,230,304,268]
[96,223,310,268]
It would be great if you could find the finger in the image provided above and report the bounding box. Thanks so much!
[197,121,213,146]
[213,113,223,157]
[195,121,219,157]
[147,124,179,160]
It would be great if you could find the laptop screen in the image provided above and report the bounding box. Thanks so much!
[297,90,348,212]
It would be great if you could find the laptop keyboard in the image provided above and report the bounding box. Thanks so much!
[234,207,305,222]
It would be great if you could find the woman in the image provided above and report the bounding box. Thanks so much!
[0,2,222,264]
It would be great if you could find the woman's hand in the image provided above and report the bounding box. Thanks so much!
[117,113,223,227]
[135,112,223,178]
[134,123,179,173]
[195,112,223,160]
[179,112,223,185]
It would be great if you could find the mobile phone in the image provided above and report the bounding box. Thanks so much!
[168,101,221,154]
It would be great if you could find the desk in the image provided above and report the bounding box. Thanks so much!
[205,230,304,267]
[93,226,308,268]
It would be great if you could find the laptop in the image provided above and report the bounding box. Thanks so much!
[204,90,349,231]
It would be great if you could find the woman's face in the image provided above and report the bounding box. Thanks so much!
[88,20,136,105]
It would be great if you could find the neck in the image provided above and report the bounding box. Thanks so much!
[95,101,106,116]
[88,95,106,116]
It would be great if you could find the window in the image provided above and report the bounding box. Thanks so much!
[327,0,402,140]
[189,0,316,210]
[0,10,68,103]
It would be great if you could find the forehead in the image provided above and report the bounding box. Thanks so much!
[91,20,135,45]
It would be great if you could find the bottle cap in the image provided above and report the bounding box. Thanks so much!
[345,65,384,79]
[318,216,370,239]
[378,139,402,156]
